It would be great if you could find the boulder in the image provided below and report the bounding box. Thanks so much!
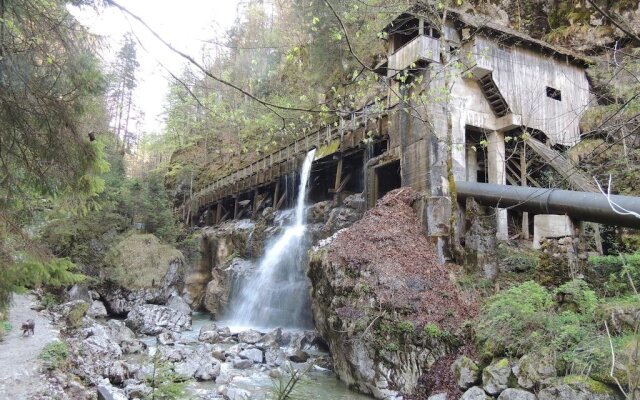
[265,347,287,366]
[123,381,152,399]
[198,324,220,344]
[498,388,537,400]
[107,361,131,384]
[157,331,179,345]
[125,304,191,335]
[452,355,480,390]
[52,300,89,328]
[71,333,123,384]
[222,386,252,400]
[97,384,128,400]
[482,358,514,396]
[288,350,310,363]
[239,348,264,363]
[538,375,622,400]
[232,358,253,369]
[238,329,263,344]
[461,386,491,400]
[87,300,108,318]
[68,284,91,302]
[173,347,221,381]
[99,248,185,315]
[513,353,556,389]
[428,394,448,400]
[166,293,192,315]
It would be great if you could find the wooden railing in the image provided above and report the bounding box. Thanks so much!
[192,106,387,211]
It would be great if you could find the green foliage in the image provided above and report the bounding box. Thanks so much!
[0,256,85,310]
[270,362,313,400]
[40,293,60,310]
[497,243,538,273]
[556,279,598,315]
[423,323,444,339]
[67,301,89,329]
[588,252,640,296]
[145,353,189,400]
[476,281,599,360]
[0,321,12,341]
[39,341,70,370]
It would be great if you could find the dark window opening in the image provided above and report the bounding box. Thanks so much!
[375,160,401,200]
[546,86,562,101]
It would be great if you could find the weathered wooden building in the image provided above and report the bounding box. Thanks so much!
[190,9,594,258]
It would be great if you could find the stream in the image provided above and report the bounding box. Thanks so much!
[130,312,372,399]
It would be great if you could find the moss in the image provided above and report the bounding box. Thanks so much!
[105,233,184,289]
[314,139,341,159]
[39,341,70,370]
[562,375,615,395]
[67,301,89,329]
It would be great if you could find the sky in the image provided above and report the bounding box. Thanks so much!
[72,0,243,133]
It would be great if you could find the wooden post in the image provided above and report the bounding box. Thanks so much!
[521,142,530,240]
[233,196,239,220]
[273,181,280,210]
[216,203,222,225]
[253,189,260,216]
[333,156,343,205]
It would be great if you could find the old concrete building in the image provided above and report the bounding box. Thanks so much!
[191,9,595,259]
[378,9,591,253]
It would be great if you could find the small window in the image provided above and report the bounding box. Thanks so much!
[546,86,562,101]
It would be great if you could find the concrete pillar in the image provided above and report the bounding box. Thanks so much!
[466,145,478,183]
[487,130,508,240]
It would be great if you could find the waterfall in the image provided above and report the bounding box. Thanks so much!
[228,149,316,329]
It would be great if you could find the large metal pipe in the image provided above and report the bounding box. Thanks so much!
[455,181,640,229]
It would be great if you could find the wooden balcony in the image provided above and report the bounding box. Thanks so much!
[387,35,440,77]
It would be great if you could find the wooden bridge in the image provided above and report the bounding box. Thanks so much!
[181,107,393,225]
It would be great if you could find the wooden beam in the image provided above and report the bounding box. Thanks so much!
[233,197,239,220]
[521,142,530,240]
[275,189,287,211]
[273,181,280,209]
[329,172,352,194]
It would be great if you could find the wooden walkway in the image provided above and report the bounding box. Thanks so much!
[185,108,390,220]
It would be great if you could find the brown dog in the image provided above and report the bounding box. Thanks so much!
[21,319,35,336]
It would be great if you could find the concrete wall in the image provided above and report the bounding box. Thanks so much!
[472,35,590,146]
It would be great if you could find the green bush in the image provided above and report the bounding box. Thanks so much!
[476,280,599,360]
[39,341,69,370]
[588,252,640,296]
[0,321,11,341]
[556,279,598,315]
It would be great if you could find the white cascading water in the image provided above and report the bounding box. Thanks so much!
[228,149,317,329]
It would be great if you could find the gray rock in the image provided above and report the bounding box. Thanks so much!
[157,331,178,345]
[461,386,491,400]
[87,300,108,318]
[288,350,310,363]
[428,394,448,400]
[222,386,252,400]
[238,329,263,344]
[482,358,513,395]
[125,304,191,335]
[199,324,220,344]
[107,360,131,384]
[173,347,220,381]
[258,327,283,348]
[166,293,192,315]
[123,380,151,399]
[239,348,263,363]
[265,347,287,366]
[68,284,91,302]
[498,388,537,400]
[452,355,480,390]
[513,354,556,390]
[232,358,253,369]
[97,384,128,400]
[538,376,621,400]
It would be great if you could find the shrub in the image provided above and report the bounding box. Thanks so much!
[587,252,640,296]
[0,321,11,341]
[476,280,599,360]
[556,279,598,315]
[39,341,69,370]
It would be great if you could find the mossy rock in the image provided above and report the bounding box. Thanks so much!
[67,301,89,329]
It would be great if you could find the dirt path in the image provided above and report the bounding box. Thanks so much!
[0,294,60,399]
